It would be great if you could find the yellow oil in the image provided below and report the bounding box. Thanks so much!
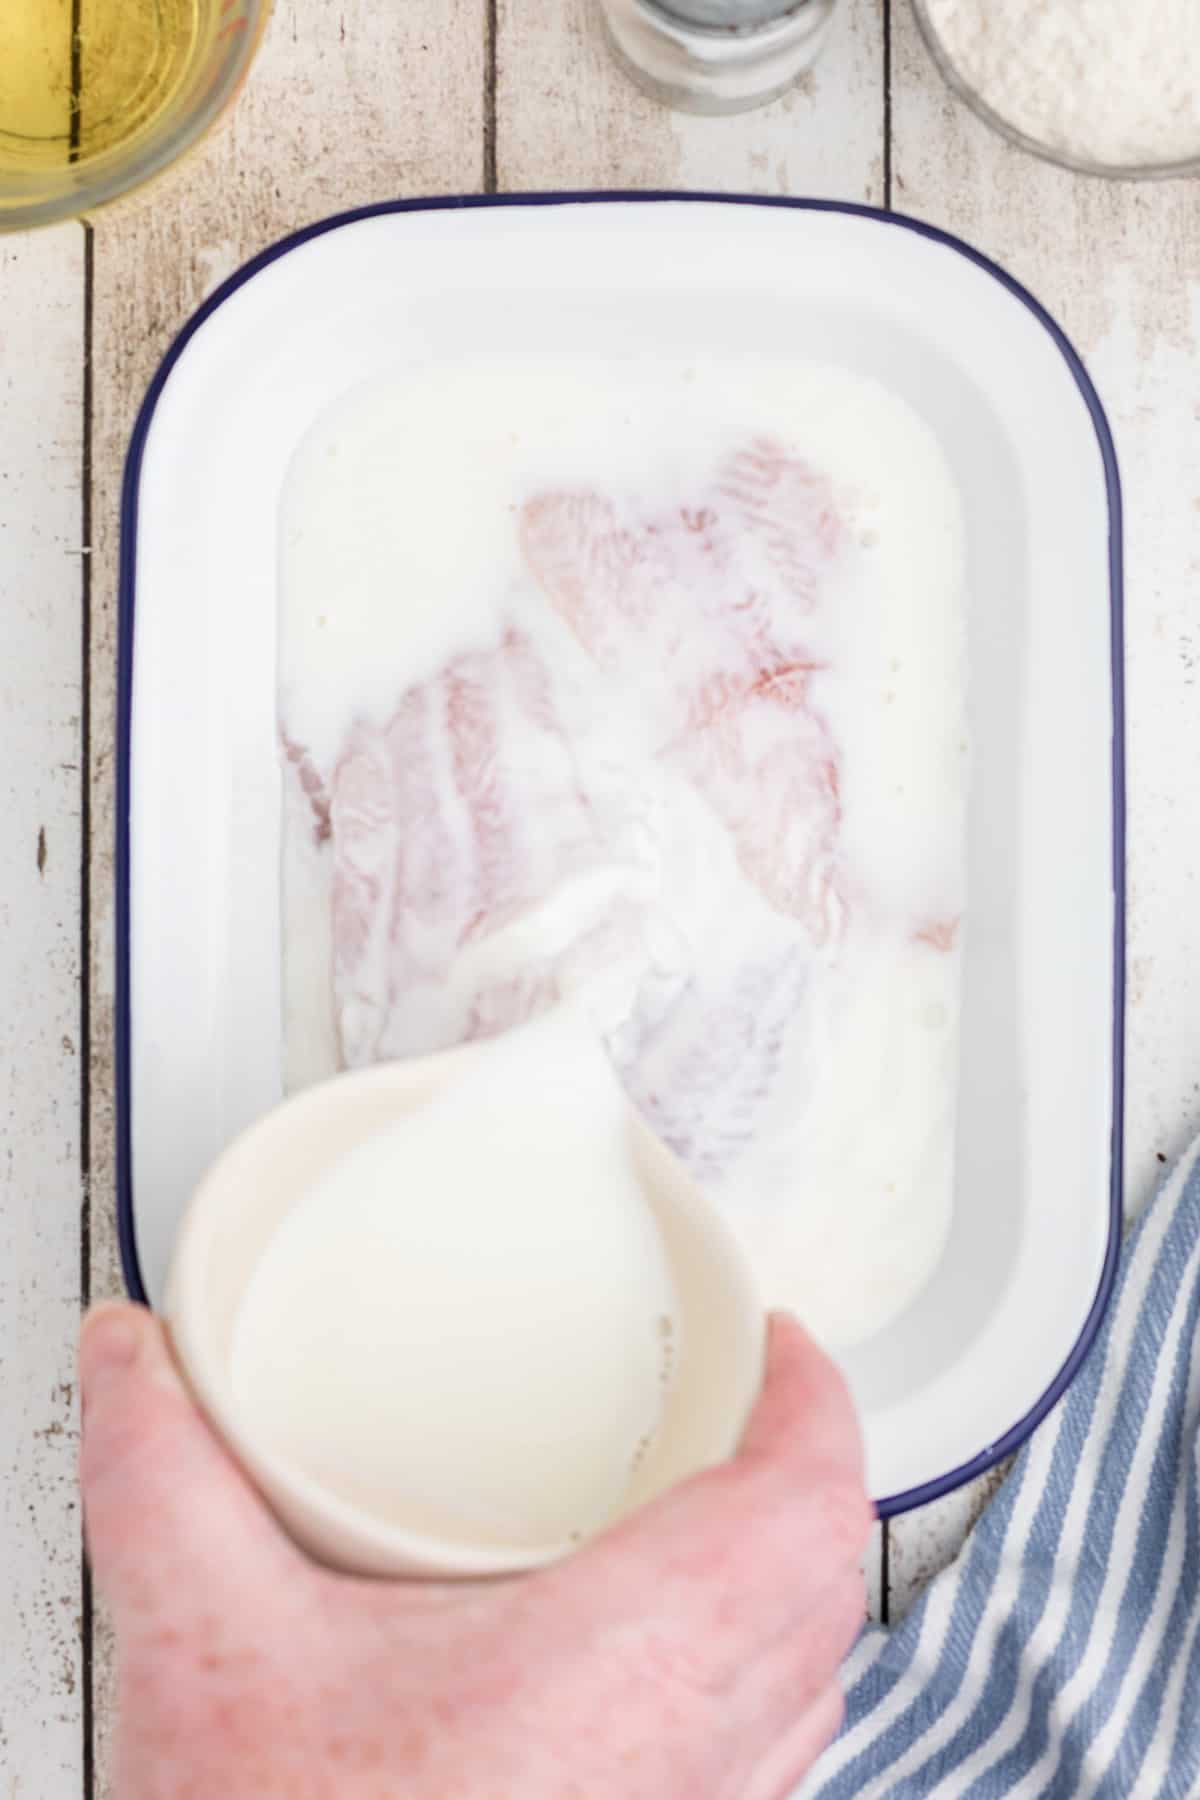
[0,0,225,176]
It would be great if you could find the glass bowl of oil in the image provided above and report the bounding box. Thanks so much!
[1,0,269,230]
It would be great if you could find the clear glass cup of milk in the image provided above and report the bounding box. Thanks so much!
[598,0,839,114]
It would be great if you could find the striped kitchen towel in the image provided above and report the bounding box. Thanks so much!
[802,1135,1200,1799]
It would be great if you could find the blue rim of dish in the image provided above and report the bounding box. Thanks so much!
[116,190,1125,1520]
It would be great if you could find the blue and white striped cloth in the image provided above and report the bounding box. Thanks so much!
[803,1136,1200,1799]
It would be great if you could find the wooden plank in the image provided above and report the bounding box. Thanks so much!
[85,2,485,1785]
[0,223,86,1794]
[496,0,884,199]
[889,3,1200,1616]
[863,1520,884,1620]
[887,1460,1011,1623]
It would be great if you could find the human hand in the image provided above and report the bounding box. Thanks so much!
[80,1303,872,1800]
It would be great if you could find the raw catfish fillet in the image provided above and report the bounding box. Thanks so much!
[519,436,845,944]
[282,435,855,1178]
[326,626,650,1069]
[610,946,810,1184]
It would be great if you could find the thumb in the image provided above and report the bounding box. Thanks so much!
[554,1312,871,1680]
[737,1311,869,1489]
[579,1313,871,1584]
[80,1303,303,1634]
[730,1310,875,1570]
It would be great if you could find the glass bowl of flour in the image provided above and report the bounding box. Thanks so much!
[912,0,1200,179]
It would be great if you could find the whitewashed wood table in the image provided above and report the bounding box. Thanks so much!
[2,1,1198,1790]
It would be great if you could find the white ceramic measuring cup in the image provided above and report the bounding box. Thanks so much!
[163,1040,765,1579]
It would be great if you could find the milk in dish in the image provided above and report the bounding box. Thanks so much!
[231,1009,681,1550]
[277,355,967,1352]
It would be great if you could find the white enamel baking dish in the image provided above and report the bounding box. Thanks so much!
[117,195,1123,1512]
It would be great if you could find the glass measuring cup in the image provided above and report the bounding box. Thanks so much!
[0,0,270,231]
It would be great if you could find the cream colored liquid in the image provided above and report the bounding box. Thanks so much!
[231,1011,683,1550]
[278,355,968,1352]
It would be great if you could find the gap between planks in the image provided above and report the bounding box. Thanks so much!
[79,213,96,1800]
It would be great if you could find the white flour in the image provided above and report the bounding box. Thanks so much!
[925,0,1200,168]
